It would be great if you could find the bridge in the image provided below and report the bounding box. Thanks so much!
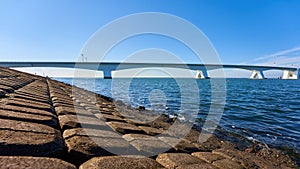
[0,61,298,79]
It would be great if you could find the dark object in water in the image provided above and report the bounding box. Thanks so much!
[137,106,145,111]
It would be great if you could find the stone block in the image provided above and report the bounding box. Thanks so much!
[79,156,165,169]
[192,152,225,163]
[107,122,144,134]
[156,153,205,169]
[212,158,244,169]
[0,119,63,156]
[0,156,76,169]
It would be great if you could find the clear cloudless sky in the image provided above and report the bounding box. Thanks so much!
[1,0,300,72]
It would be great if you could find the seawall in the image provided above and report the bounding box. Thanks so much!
[0,67,297,169]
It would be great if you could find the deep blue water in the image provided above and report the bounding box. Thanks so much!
[55,78,300,163]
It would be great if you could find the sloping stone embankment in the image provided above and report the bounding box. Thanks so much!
[0,67,297,169]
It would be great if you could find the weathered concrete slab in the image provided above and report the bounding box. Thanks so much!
[0,109,57,128]
[4,98,52,110]
[123,134,173,156]
[176,163,218,169]
[2,100,53,112]
[64,135,135,165]
[156,153,206,169]
[14,91,50,101]
[79,156,165,169]
[10,93,50,104]
[159,136,200,153]
[0,89,6,98]
[58,114,106,130]
[0,104,56,118]
[54,106,92,116]
[212,148,275,169]
[192,152,225,163]
[176,163,219,169]
[107,121,145,134]
[95,113,126,122]
[0,85,14,93]
[0,156,76,169]
[212,158,244,169]
[0,119,63,156]
[63,128,121,139]
[138,126,164,136]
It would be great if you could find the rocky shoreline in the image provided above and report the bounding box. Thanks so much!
[0,67,297,168]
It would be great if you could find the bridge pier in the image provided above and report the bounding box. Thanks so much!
[282,69,298,79]
[250,70,265,79]
[196,70,209,79]
[103,70,112,79]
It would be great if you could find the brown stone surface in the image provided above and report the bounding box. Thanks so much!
[176,163,218,169]
[0,119,63,156]
[192,152,225,163]
[0,89,6,98]
[0,109,57,128]
[156,153,206,169]
[79,156,165,169]
[95,113,126,122]
[107,121,145,134]
[0,104,56,118]
[14,91,50,101]
[64,135,135,165]
[10,93,50,104]
[63,128,121,139]
[123,134,173,156]
[138,126,164,136]
[0,85,14,93]
[54,106,95,116]
[212,148,279,168]
[0,156,76,169]
[212,158,244,169]
[58,114,106,130]
[2,100,53,112]
[158,136,200,153]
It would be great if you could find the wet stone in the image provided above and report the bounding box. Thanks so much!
[212,158,244,169]
[192,152,225,163]
[79,156,165,169]
[0,156,76,169]
[107,121,145,134]
[156,153,206,169]
[0,119,63,156]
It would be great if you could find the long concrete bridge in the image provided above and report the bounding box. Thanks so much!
[0,62,298,79]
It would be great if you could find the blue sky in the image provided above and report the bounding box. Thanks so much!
[1,0,300,77]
